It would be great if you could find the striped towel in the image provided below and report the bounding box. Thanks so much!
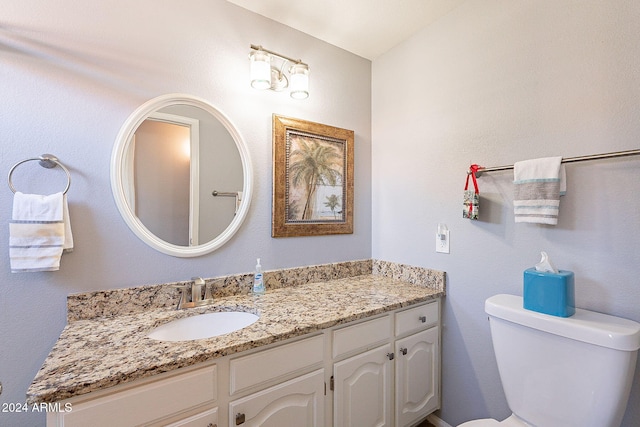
[513,156,566,225]
[9,192,73,272]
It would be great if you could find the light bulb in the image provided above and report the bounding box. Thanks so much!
[249,50,271,90]
[289,63,309,99]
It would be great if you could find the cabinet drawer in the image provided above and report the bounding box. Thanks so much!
[230,334,324,395]
[164,407,218,427]
[395,300,439,336]
[332,314,391,358]
[62,365,216,427]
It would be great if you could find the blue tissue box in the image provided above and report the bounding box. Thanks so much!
[523,268,575,317]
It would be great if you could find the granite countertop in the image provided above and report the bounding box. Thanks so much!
[27,273,444,404]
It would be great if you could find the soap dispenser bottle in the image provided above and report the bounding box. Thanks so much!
[253,258,265,294]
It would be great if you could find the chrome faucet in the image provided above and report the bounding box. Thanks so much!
[174,277,215,309]
[192,277,204,303]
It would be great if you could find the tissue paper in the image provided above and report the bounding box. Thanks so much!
[535,251,558,274]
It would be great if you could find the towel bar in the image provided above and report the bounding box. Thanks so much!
[471,148,640,176]
[7,154,71,194]
[211,190,238,197]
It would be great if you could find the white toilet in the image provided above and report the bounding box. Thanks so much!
[459,294,640,427]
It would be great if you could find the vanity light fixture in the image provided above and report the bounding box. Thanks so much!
[249,44,309,99]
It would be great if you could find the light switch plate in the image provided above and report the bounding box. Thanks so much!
[436,230,450,253]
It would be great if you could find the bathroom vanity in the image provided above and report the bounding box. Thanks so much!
[28,261,445,427]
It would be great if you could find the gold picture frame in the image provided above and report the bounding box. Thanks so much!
[272,115,354,237]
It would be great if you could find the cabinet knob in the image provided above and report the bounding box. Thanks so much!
[419,315,427,323]
[400,347,408,355]
[387,352,394,360]
[235,413,246,425]
[207,424,217,427]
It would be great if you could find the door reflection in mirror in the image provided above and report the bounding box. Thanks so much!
[132,115,193,246]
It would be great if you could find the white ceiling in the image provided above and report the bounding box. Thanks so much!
[226,0,466,60]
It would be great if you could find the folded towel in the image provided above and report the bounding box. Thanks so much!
[9,192,73,272]
[513,156,566,225]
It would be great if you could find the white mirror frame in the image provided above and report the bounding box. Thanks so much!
[111,93,253,257]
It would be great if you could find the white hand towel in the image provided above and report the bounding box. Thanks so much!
[9,192,71,272]
[513,157,566,225]
[62,194,74,252]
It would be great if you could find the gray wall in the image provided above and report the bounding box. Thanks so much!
[372,1,639,426]
[0,1,371,425]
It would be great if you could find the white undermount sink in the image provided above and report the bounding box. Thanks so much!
[147,311,259,342]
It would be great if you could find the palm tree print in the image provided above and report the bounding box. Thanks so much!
[288,135,344,221]
[324,194,341,219]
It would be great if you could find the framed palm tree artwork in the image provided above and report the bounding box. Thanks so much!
[272,114,354,237]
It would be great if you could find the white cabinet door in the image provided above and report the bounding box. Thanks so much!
[395,327,439,427]
[228,369,324,427]
[333,344,393,427]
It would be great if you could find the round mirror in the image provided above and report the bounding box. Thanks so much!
[111,94,253,257]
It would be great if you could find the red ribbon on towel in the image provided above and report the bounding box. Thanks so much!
[465,165,481,192]
[464,164,481,216]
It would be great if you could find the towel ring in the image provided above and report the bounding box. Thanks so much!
[7,154,71,195]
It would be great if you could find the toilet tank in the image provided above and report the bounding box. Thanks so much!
[486,294,640,427]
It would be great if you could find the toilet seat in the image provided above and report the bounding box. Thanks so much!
[458,419,502,427]
[458,414,532,427]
